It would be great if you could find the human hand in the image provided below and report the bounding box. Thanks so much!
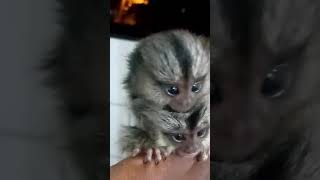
[110,154,210,180]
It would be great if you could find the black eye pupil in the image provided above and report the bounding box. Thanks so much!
[197,130,203,136]
[175,134,183,140]
[197,129,207,137]
[192,82,202,93]
[192,84,200,92]
[167,86,179,96]
[261,64,290,98]
[172,134,185,142]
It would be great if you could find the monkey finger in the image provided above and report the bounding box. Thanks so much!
[159,147,172,160]
[161,152,168,160]
[196,150,209,161]
[154,148,162,164]
[143,148,153,163]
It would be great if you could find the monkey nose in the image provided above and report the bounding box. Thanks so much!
[173,101,192,112]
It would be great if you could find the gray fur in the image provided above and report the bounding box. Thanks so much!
[212,0,320,179]
[120,30,210,157]
[123,29,210,105]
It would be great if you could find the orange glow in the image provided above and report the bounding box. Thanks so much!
[113,0,149,25]
[132,0,149,5]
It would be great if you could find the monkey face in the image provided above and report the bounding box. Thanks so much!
[125,30,210,113]
[155,103,210,157]
[164,125,210,157]
[212,35,320,163]
[161,77,208,113]
[211,0,320,164]
[213,51,300,162]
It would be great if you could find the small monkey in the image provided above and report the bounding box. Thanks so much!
[212,0,320,179]
[120,30,210,164]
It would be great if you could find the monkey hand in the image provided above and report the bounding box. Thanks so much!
[196,147,210,161]
[131,146,174,165]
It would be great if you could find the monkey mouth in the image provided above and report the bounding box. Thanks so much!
[163,105,178,112]
[163,105,193,113]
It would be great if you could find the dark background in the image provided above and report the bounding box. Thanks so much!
[110,0,210,39]
[0,0,107,179]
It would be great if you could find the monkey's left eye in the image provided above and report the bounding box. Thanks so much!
[161,84,179,96]
[197,128,208,138]
[261,64,291,98]
[171,134,186,143]
[164,85,179,96]
[191,82,202,93]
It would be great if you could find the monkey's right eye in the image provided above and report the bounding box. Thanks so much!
[171,134,185,143]
[191,82,202,93]
[164,85,179,96]
[261,64,290,98]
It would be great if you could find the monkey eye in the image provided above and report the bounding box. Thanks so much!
[261,64,290,98]
[164,85,179,96]
[197,128,208,138]
[191,82,202,93]
[171,134,186,143]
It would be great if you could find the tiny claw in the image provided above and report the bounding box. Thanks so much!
[143,158,149,164]
[160,146,172,160]
[197,150,209,161]
[144,148,153,163]
[155,148,162,162]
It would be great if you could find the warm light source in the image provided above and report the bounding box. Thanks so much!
[121,0,149,11]
[113,0,149,25]
[132,0,148,5]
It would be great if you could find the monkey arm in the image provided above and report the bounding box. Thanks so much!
[110,154,210,180]
[120,126,157,153]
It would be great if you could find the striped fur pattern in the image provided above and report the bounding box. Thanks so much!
[120,30,210,162]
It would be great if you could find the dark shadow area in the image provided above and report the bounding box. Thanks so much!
[110,0,209,39]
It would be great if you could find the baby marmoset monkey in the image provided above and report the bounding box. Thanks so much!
[120,30,210,164]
